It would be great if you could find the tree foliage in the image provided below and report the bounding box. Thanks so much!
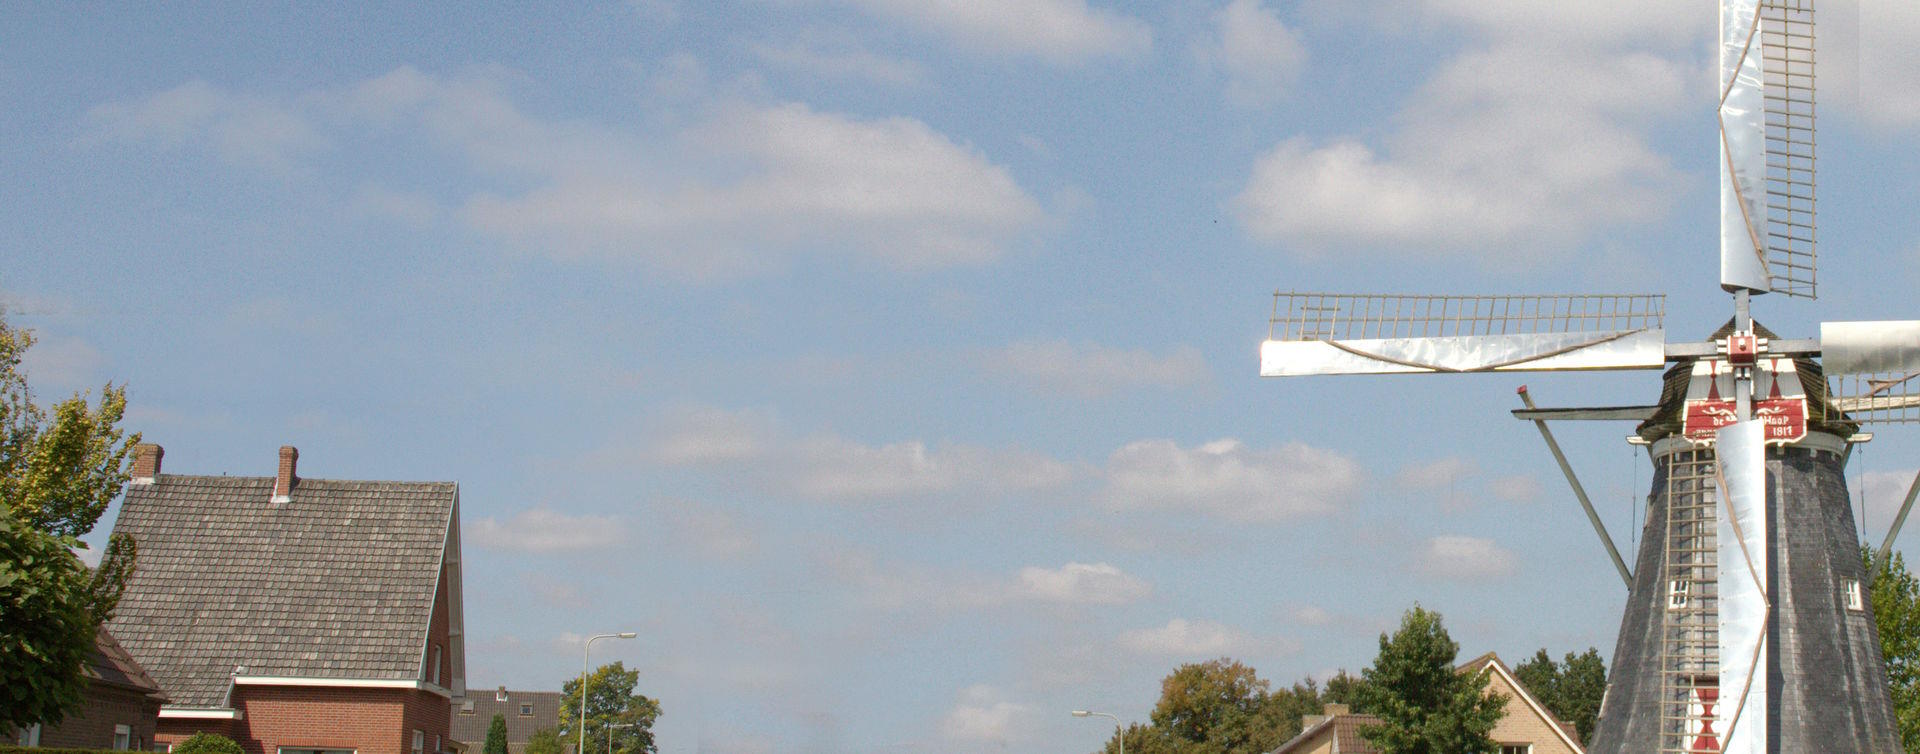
[1867,548,1920,751]
[1356,606,1505,754]
[1097,659,1370,754]
[558,662,662,754]
[484,713,510,754]
[1511,647,1606,744]
[524,728,564,754]
[171,733,244,754]
[0,315,139,730]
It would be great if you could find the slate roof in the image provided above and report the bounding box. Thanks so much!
[106,474,456,708]
[451,690,566,754]
[86,626,166,700]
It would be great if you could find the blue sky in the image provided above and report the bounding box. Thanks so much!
[7,1,1920,752]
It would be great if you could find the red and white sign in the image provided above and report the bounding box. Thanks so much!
[1680,358,1809,445]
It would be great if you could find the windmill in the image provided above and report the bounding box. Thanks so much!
[1258,1,1920,751]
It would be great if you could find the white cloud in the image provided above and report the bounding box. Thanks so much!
[748,36,926,87]
[348,185,441,227]
[838,0,1151,64]
[1412,0,1708,48]
[1235,14,1690,262]
[83,80,322,172]
[1489,474,1542,503]
[85,68,1047,279]
[1862,469,1920,532]
[665,503,758,561]
[467,507,625,553]
[789,436,1072,501]
[1101,438,1361,522]
[1200,0,1307,107]
[1117,618,1277,656]
[983,340,1208,397]
[1852,1,1920,131]
[1396,457,1474,490]
[1288,605,1333,626]
[941,685,1028,746]
[1417,535,1517,581]
[1010,562,1150,605]
[646,406,776,466]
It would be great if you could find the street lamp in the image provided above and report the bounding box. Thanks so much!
[606,723,636,754]
[578,632,637,754]
[1072,710,1123,754]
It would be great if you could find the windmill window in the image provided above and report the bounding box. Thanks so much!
[1668,579,1690,609]
[1845,579,1864,611]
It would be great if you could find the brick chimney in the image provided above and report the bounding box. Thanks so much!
[130,443,163,485]
[271,445,298,503]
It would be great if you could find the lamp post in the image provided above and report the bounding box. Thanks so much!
[606,723,636,754]
[1072,710,1122,754]
[578,632,637,754]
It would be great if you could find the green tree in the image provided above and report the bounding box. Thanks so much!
[1867,548,1920,751]
[483,713,510,754]
[524,727,564,754]
[558,662,662,754]
[1098,658,1355,754]
[172,732,245,754]
[0,315,139,730]
[1512,647,1606,745]
[1356,606,1505,754]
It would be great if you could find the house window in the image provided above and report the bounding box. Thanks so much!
[114,725,132,751]
[280,748,355,754]
[1500,746,1532,754]
[1846,579,1864,611]
[519,703,533,717]
[17,724,41,747]
[430,644,443,685]
[459,699,475,715]
[1668,579,1689,609]
[412,731,425,754]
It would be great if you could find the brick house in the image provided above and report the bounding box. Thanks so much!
[1272,652,1584,754]
[449,689,563,754]
[104,444,467,754]
[10,627,168,750]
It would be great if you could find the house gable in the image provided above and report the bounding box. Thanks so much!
[106,448,460,710]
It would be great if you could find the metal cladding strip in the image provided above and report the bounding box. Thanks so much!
[1820,321,1920,374]
[1717,420,1769,754]
[1258,329,1666,376]
[1721,0,1772,292]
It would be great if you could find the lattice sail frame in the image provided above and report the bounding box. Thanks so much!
[1259,293,1668,376]
[1723,0,1818,297]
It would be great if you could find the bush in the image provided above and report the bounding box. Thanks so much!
[172,732,245,754]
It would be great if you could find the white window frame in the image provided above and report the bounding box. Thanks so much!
[114,725,132,750]
[18,723,42,747]
[1846,579,1865,611]
[278,748,356,754]
[412,731,425,754]
[1668,579,1690,609]
[1500,746,1533,754]
[429,645,442,686]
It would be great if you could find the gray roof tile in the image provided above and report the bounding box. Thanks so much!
[106,474,455,707]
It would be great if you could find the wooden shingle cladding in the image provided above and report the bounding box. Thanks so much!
[105,472,466,709]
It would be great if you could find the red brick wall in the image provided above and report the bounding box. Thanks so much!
[37,684,162,750]
[157,686,451,754]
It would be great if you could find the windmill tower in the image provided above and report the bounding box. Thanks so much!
[1258,1,1920,751]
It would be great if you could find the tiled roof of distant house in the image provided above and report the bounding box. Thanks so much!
[107,458,458,708]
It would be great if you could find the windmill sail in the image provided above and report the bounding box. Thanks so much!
[1819,321,1920,423]
[1722,0,1818,297]
[1261,293,1665,376]
[1716,420,1769,754]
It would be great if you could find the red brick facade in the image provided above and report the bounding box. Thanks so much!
[32,684,164,750]
[157,686,452,754]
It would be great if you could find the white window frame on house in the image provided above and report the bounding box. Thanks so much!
[278,748,356,754]
[1846,578,1864,611]
[17,723,41,747]
[412,730,425,754]
[1500,745,1533,754]
[114,725,132,750]
[430,645,443,686]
